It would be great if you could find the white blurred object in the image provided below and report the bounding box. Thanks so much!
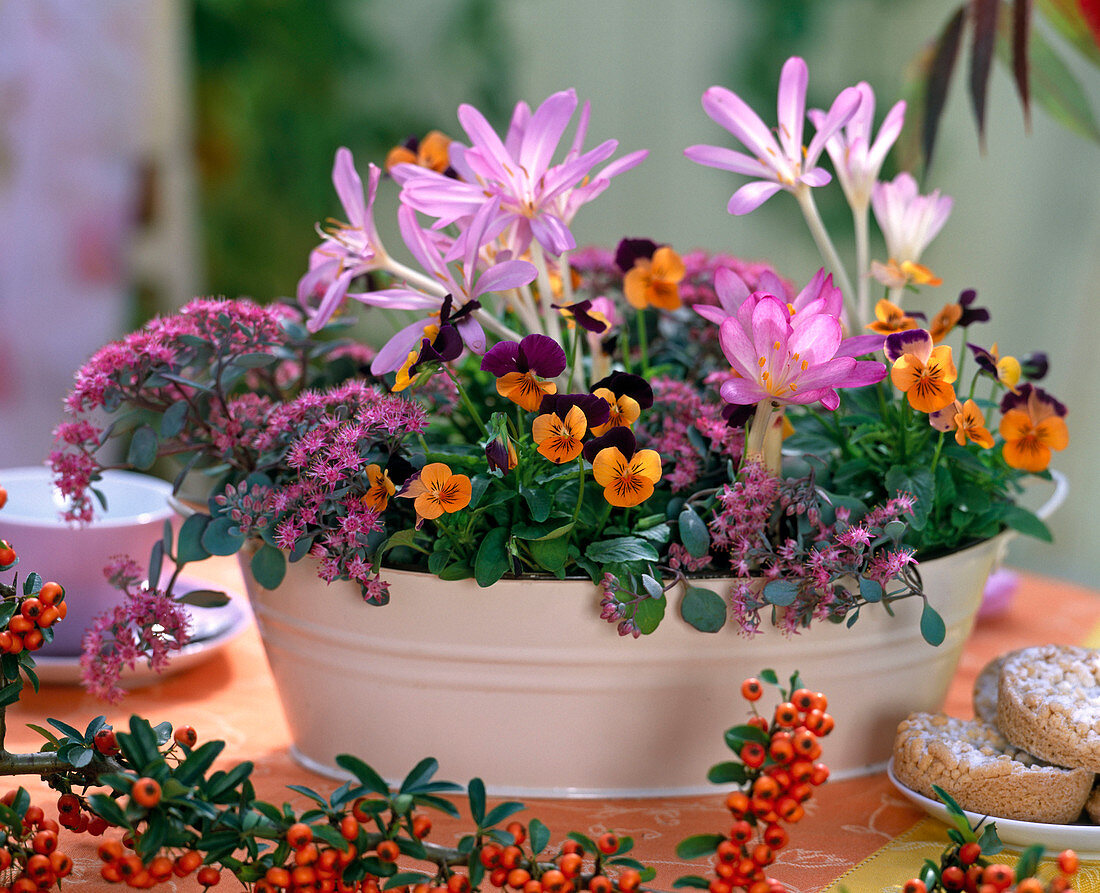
[0,0,197,465]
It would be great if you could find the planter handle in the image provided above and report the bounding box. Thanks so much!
[1035,468,1069,522]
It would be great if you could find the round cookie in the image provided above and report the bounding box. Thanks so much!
[1087,783,1100,824]
[973,652,1013,725]
[997,645,1100,772]
[893,712,1093,824]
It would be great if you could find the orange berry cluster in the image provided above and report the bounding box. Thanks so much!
[478,825,641,893]
[97,839,206,888]
[902,843,1080,893]
[0,581,67,655]
[705,678,834,893]
[0,793,74,893]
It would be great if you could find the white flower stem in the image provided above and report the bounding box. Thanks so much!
[473,308,526,343]
[852,203,871,330]
[558,251,587,391]
[511,284,544,336]
[794,186,858,328]
[746,400,784,476]
[381,258,449,297]
[529,242,566,352]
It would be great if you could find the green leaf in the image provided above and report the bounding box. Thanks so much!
[251,544,287,590]
[26,724,61,747]
[177,588,231,608]
[920,601,947,646]
[127,425,159,470]
[148,539,164,590]
[400,757,439,794]
[1037,0,1100,66]
[567,832,598,855]
[680,586,726,633]
[121,716,161,768]
[46,718,86,741]
[1015,843,1044,879]
[481,801,526,828]
[175,740,226,785]
[976,820,1003,855]
[1001,504,1052,541]
[585,536,659,564]
[233,352,278,368]
[335,754,390,796]
[678,507,710,558]
[640,574,664,599]
[87,794,130,829]
[0,680,24,709]
[763,579,798,607]
[159,401,190,439]
[202,516,246,556]
[671,877,711,890]
[521,487,553,523]
[724,724,769,751]
[475,528,512,587]
[528,818,551,856]
[528,536,570,574]
[385,873,432,889]
[437,563,472,581]
[176,513,212,564]
[705,761,748,785]
[633,594,666,634]
[468,778,486,825]
[675,833,724,860]
[858,577,883,603]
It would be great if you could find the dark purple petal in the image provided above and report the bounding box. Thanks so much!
[410,325,462,373]
[1002,383,1067,418]
[967,342,997,376]
[721,403,755,429]
[957,288,990,326]
[480,340,520,377]
[484,439,514,475]
[614,237,658,274]
[539,392,611,429]
[1020,351,1048,381]
[589,370,654,409]
[552,300,609,334]
[884,329,932,363]
[386,454,416,488]
[518,333,567,377]
[582,425,636,463]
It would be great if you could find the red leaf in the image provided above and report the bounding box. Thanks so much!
[1080,0,1100,46]
[1014,0,1034,129]
[924,7,968,168]
[970,0,1001,151]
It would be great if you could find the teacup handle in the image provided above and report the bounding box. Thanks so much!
[1035,468,1069,521]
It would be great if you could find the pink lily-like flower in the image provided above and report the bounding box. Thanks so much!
[718,293,886,410]
[298,148,386,332]
[697,268,885,359]
[685,56,862,214]
[871,172,953,265]
[394,90,647,257]
[364,198,537,376]
[809,82,906,210]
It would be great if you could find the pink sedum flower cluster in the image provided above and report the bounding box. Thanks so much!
[80,556,192,703]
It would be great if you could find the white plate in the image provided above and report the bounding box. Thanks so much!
[31,581,251,688]
[887,758,1100,857]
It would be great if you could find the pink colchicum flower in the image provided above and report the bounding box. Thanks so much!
[394,89,647,257]
[364,198,538,375]
[718,293,886,410]
[297,148,386,332]
[808,82,906,210]
[698,268,885,359]
[871,172,953,266]
[685,56,862,214]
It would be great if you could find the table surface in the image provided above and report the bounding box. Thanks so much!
[6,562,1100,893]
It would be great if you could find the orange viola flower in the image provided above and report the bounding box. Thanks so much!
[497,371,558,412]
[869,259,943,289]
[591,444,663,508]
[531,405,587,464]
[929,302,963,344]
[929,399,994,449]
[362,464,396,512]
[385,130,453,174]
[884,329,957,414]
[866,299,919,335]
[999,385,1069,473]
[591,388,640,437]
[398,463,472,527]
[624,246,686,310]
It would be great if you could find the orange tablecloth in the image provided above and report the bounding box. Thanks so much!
[6,565,1099,893]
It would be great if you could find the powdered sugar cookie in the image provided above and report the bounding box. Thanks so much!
[997,645,1100,772]
[893,712,1093,824]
